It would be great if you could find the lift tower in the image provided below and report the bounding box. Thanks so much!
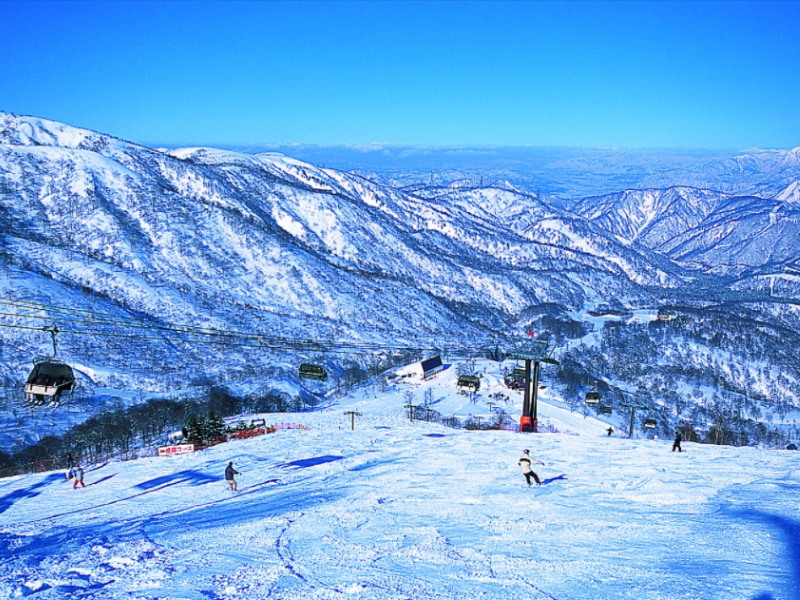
[507,335,559,432]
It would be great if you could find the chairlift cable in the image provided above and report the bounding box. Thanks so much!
[0,319,483,356]
[0,296,476,344]
[0,297,484,352]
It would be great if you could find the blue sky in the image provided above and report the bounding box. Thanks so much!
[1,0,799,149]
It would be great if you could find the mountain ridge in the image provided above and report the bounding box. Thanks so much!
[2,111,800,453]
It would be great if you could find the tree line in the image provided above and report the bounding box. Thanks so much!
[0,385,294,477]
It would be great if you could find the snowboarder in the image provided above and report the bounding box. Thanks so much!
[73,465,85,489]
[672,432,682,452]
[606,427,614,437]
[225,461,240,491]
[518,449,545,487]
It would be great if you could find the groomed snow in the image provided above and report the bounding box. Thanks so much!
[1,364,798,600]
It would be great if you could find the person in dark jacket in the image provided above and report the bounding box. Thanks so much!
[672,432,683,452]
[225,461,240,491]
[65,453,74,479]
[606,427,614,437]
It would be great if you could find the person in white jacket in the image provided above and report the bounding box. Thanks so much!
[518,449,545,486]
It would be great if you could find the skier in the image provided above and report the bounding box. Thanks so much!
[73,465,85,489]
[225,461,240,491]
[606,427,614,437]
[672,432,683,452]
[518,449,545,487]
[65,453,74,479]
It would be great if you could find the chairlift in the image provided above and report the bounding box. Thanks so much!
[644,418,657,429]
[598,404,612,415]
[25,358,75,406]
[250,418,267,428]
[24,326,75,407]
[585,391,601,405]
[299,363,328,382]
[457,375,480,393]
[503,366,526,390]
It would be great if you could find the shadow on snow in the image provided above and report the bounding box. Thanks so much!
[0,473,64,516]
[135,469,218,490]
[541,474,568,485]
[275,455,344,469]
[729,509,800,600]
[1,473,345,566]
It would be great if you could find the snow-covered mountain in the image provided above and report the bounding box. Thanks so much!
[0,112,685,391]
[572,185,800,277]
[248,144,800,200]
[571,187,728,247]
[659,195,800,273]
[775,180,800,203]
[3,111,800,456]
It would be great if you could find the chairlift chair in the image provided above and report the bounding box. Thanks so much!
[24,358,76,406]
[644,418,657,429]
[299,363,328,382]
[598,404,612,415]
[585,391,601,405]
[503,367,526,390]
[503,375,524,390]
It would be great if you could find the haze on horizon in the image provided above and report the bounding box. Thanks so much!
[1,0,799,150]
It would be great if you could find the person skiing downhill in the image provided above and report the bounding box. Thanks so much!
[518,449,545,486]
[73,465,85,489]
[672,432,683,452]
[225,461,240,491]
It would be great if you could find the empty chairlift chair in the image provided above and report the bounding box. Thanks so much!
[25,358,76,405]
[457,375,481,394]
[643,418,657,429]
[585,391,601,405]
[299,363,328,382]
[598,404,612,415]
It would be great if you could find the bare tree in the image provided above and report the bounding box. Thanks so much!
[424,387,434,407]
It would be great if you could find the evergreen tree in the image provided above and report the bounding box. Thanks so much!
[185,414,205,445]
[207,412,226,440]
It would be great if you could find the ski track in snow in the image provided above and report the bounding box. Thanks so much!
[1,367,799,600]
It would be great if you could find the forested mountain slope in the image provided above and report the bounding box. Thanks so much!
[2,111,800,453]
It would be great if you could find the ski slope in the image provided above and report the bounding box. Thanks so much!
[1,363,798,600]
